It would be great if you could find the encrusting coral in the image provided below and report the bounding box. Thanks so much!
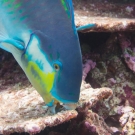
[74,0,135,32]
[0,86,78,134]
[119,33,135,73]
[65,110,113,135]
[119,101,135,135]
[82,59,96,81]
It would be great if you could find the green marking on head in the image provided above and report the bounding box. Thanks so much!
[61,0,70,18]
[7,3,12,8]
[18,9,23,13]
[8,11,14,14]
[7,0,15,8]
[49,54,53,60]
[49,44,52,49]
[20,15,28,21]
[14,2,21,9]
[10,0,15,2]
[2,0,8,3]
[2,0,15,7]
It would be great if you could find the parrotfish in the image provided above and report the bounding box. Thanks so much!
[0,0,82,110]
[0,0,95,111]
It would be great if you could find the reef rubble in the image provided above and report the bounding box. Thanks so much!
[119,104,135,135]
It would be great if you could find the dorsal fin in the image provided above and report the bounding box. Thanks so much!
[61,0,76,31]
[62,1,96,32]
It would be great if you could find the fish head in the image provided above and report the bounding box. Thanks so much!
[29,30,82,104]
[46,32,82,104]
[51,52,82,104]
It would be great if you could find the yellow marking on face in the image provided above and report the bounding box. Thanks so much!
[25,61,55,103]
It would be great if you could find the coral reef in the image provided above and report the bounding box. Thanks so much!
[82,59,96,80]
[79,31,135,134]
[82,32,135,118]
[0,84,78,134]
[65,110,113,135]
[118,33,135,73]
[0,87,77,134]
[119,103,135,135]
[91,55,135,116]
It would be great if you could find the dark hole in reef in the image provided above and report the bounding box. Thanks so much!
[105,116,121,127]
[79,31,135,89]
[78,32,111,55]
[105,116,122,135]
[78,32,114,88]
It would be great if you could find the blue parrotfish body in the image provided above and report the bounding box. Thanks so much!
[0,0,82,108]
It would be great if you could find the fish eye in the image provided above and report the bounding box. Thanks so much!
[53,61,62,71]
[54,64,60,71]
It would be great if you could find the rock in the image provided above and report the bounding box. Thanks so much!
[73,0,135,32]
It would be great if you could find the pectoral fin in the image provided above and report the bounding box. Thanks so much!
[76,24,96,31]
[0,38,25,55]
[0,20,24,52]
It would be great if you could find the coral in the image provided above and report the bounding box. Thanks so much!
[91,62,107,84]
[79,86,113,112]
[89,54,135,117]
[0,80,113,135]
[66,110,113,135]
[74,0,135,32]
[119,104,135,135]
[81,32,135,134]
[65,80,113,135]
[125,6,134,14]
[82,59,96,80]
[0,87,78,134]
[110,127,121,134]
[118,33,135,72]
[81,110,113,135]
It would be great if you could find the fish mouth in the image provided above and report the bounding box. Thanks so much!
[51,88,79,104]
